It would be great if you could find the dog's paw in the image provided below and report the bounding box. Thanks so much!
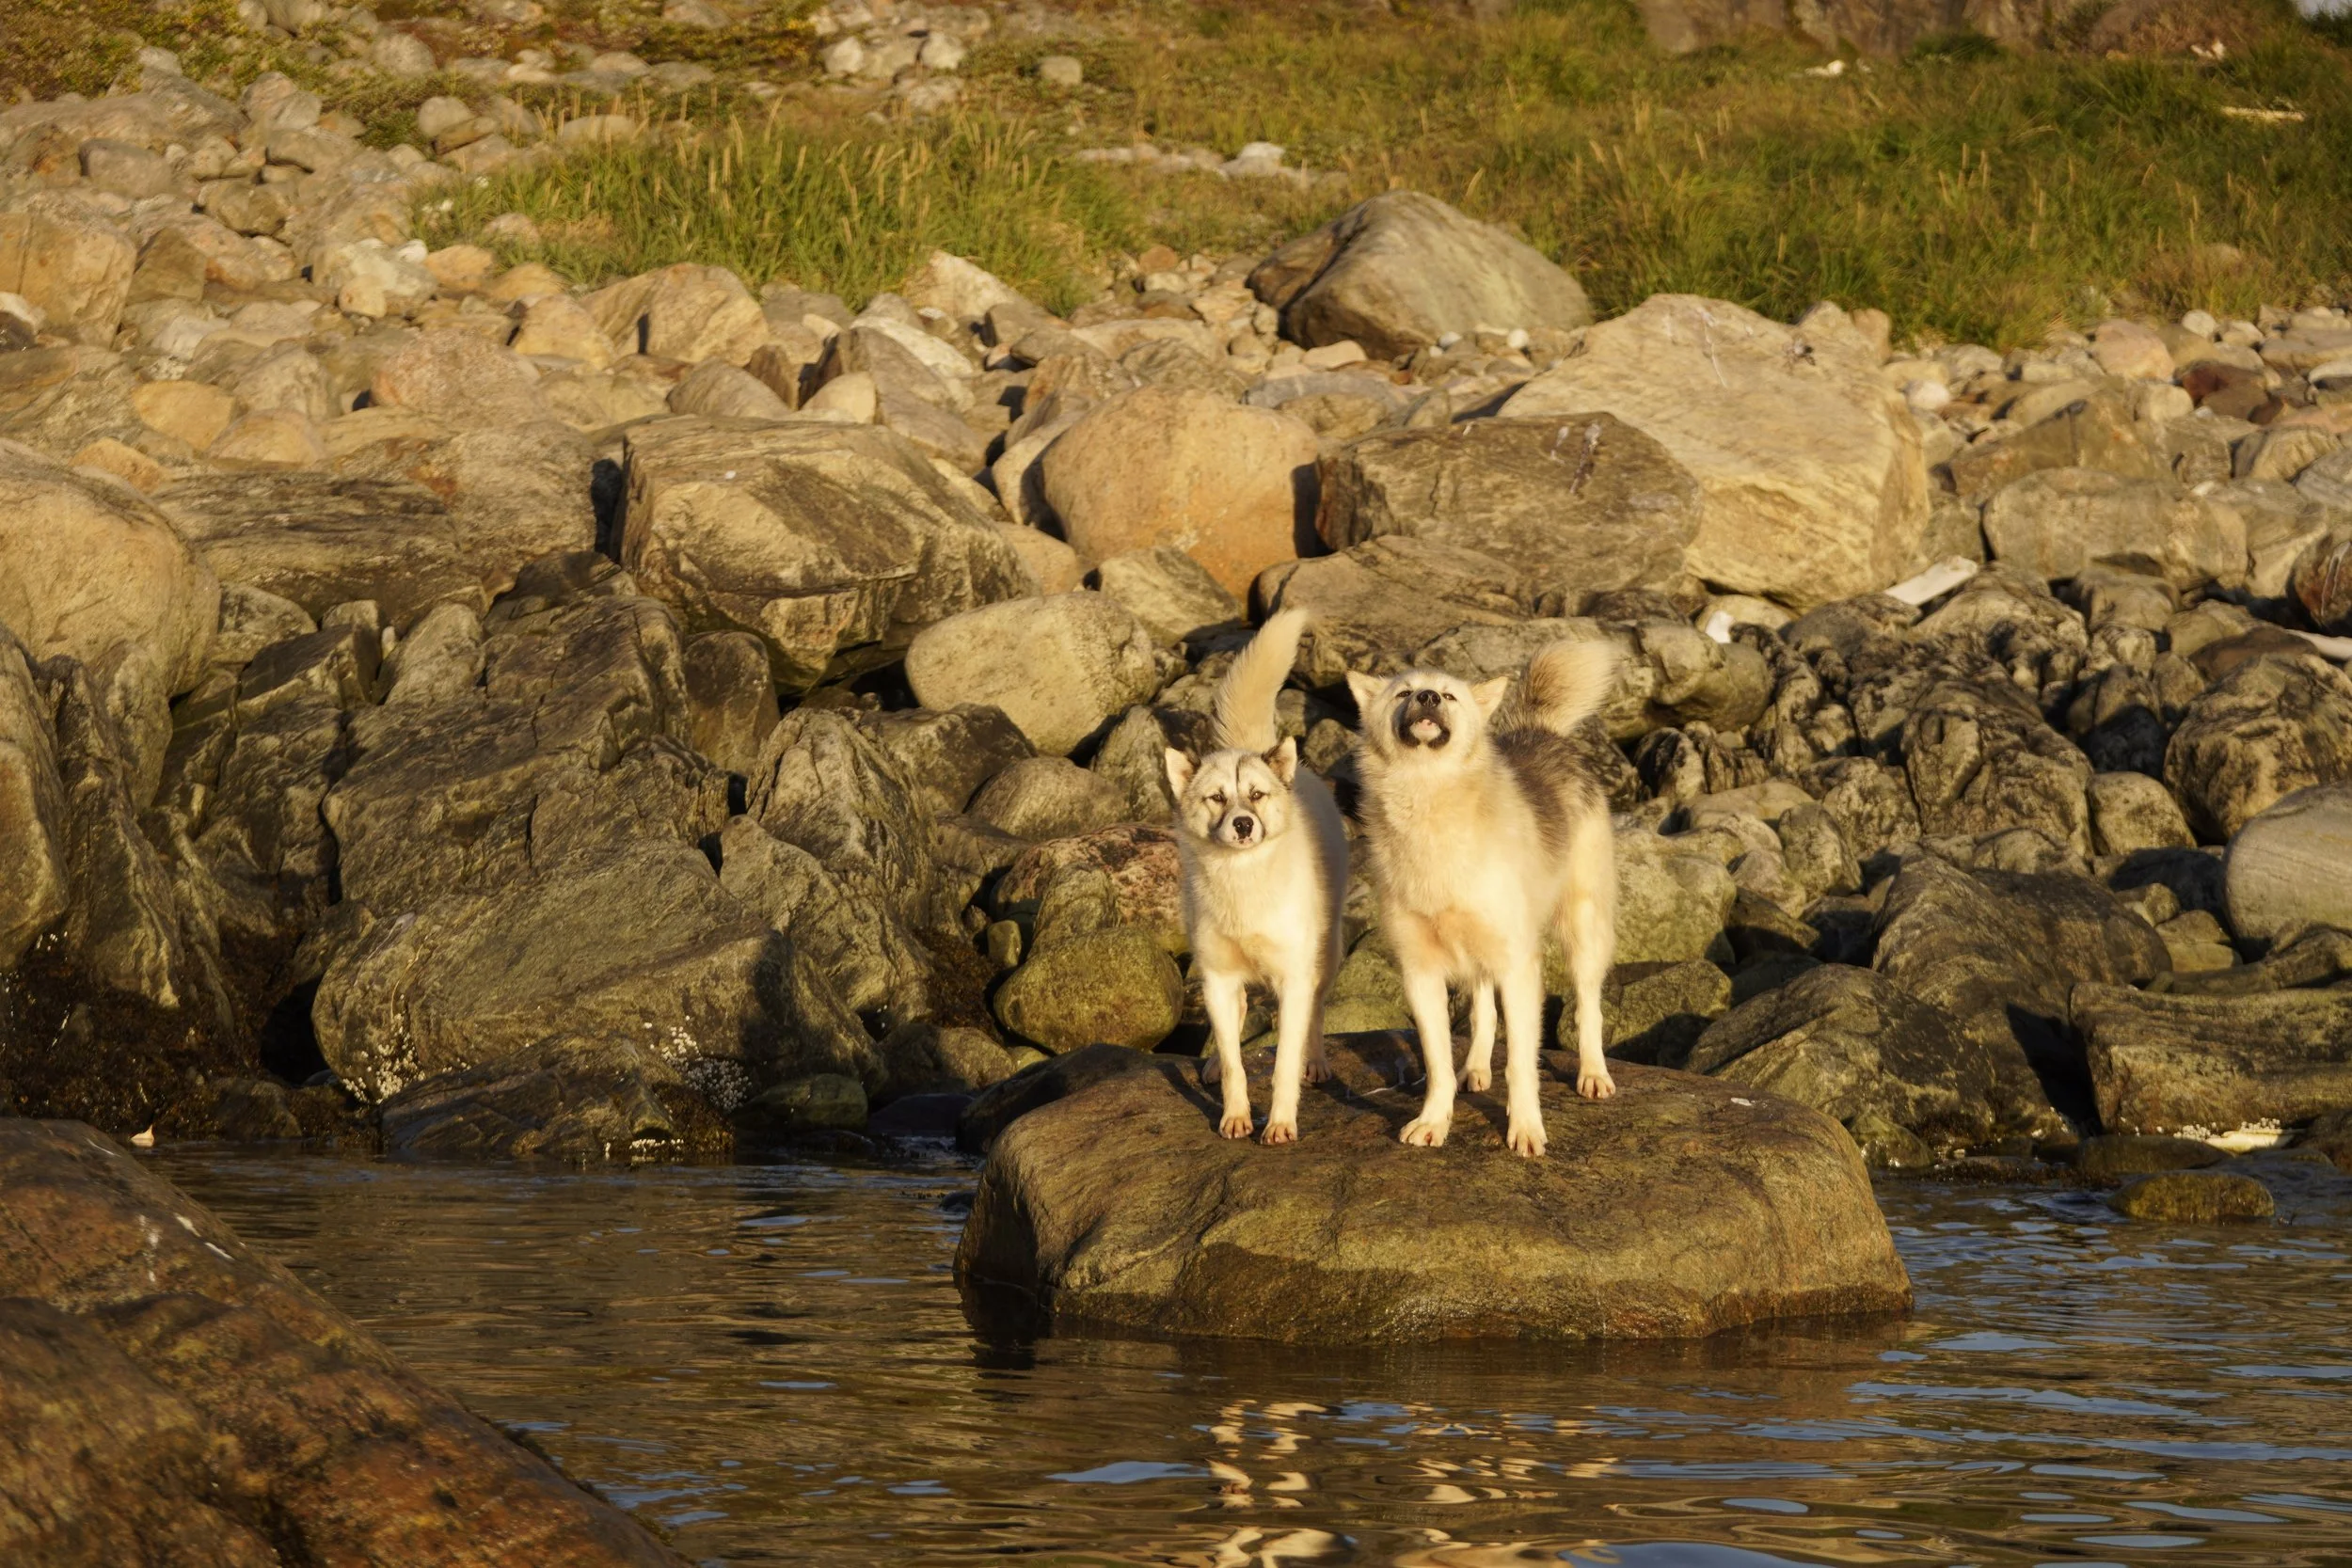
[1506,1118,1549,1159]
[1218,1107,1255,1139]
[1261,1117,1298,1146]
[1463,1065,1492,1093]
[1399,1115,1451,1148]
[1302,1053,1331,1085]
[1578,1066,1618,1101]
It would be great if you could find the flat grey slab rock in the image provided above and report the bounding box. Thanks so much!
[956,1033,1911,1343]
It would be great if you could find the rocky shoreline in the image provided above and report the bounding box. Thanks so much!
[4,34,2352,1191]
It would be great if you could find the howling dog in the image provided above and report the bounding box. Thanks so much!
[1165,609,1348,1144]
[1346,640,1621,1158]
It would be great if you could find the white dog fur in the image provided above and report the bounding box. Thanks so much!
[1346,640,1620,1158]
[1165,609,1348,1144]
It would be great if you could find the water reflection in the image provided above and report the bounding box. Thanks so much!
[154,1148,2352,1567]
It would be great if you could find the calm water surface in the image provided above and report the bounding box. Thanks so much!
[154,1146,2352,1568]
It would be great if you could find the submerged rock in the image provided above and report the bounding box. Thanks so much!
[0,1118,688,1566]
[956,1035,1910,1342]
[2110,1168,2275,1223]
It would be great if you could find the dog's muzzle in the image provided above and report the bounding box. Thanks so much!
[1396,689,1450,749]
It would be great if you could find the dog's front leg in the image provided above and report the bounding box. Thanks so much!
[1200,967,1253,1138]
[1262,969,1321,1145]
[1462,983,1497,1093]
[1397,959,1457,1148]
[1501,958,1549,1158]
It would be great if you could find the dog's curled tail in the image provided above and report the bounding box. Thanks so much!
[1521,638,1620,736]
[1213,607,1311,752]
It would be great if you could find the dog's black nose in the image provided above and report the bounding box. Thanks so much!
[1412,688,1442,708]
[1230,815,1255,839]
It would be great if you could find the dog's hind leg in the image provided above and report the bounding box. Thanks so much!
[1501,957,1549,1157]
[1201,966,1255,1137]
[1262,965,1322,1145]
[1562,812,1618,1101]
[1462,983,1498,1094]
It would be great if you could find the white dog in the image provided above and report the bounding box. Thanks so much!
[1165,609,1348,1144]
[1346,640,1620,1158]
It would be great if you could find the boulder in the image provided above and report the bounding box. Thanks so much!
[970,755,1132,840]
[680,629,779,775]
[1315,415,1703,600]
[2292,531,2352,635]
[2080,981,2352,1135]
[618,416,1027,690]
[1902,678,2094,856]
[2109,1168,2275,1223]
[0,628,69,967]
[329,416,596,580]
[1686,964,1998,1155]
[743,707,943,936]
[0,1120,689,1567]
[378,1036,729,1161]
[716,816,930,1022]
[2165,653,2352,841]
[2089,769,2195,856]
[1259,535,1531,687]
[1038,386,1320,598]
[991,926,1183,1053]
[1981,467,2248,591]
[321,582,707,915]
[903,592,1159,756]
[0,347,145,458]
[2225,784,2352,946]
[366,327,549,423]
[1247,192,1592,359]
[1946,389,2166,500]
[1874,857,2169,1135]
[1092,546,1244,645]
[0,440,218,795]
[992,825,1185,955]
[315,837,872,1106]
[956,1038,1910,1341]
[154,474,489,629]
[0,210,135,346]
[862,703,1035,818]
[1614,828,1738,964]
[1502,295,1927,608]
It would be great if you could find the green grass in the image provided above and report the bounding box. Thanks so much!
[426,0,2352,344]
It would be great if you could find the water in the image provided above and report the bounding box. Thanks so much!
[153,1146,2352,1568]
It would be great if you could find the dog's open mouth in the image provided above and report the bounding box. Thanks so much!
[1398,710,1451,748]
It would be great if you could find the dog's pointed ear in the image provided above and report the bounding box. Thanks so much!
[1163,747,1195,799]
[1264,736,1299,785]
[1470,674,1511,717]
[1344,670,1384,720]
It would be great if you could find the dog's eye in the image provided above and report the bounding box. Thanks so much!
[1248,788,1264,802]
[1207,793,1226,808]
[1441,691,1456,703]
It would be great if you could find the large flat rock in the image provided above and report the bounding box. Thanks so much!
[956,1034,1911,1343]
[0,1118,685,1567]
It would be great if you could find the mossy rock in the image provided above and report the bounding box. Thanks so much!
[993,927,1183,1053]
[2110,1169,2274,1223]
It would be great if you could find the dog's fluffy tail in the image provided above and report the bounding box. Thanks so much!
[1519,638,1619,737]
[1213,607,1310,752]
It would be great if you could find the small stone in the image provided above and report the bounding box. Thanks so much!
[424,245,498,293]
[917,33,966,71]
[662,0,732,24]
[414,95,475,141]
[822,38,866,76]
[555,115,639,148]
[71,438,167,493]
[209,409,328,470]
[2110,1169,2273,1223]
[1037,55,1083,88]
[372,31,437,78]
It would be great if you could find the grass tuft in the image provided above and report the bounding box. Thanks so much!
[397,0,2350,342]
